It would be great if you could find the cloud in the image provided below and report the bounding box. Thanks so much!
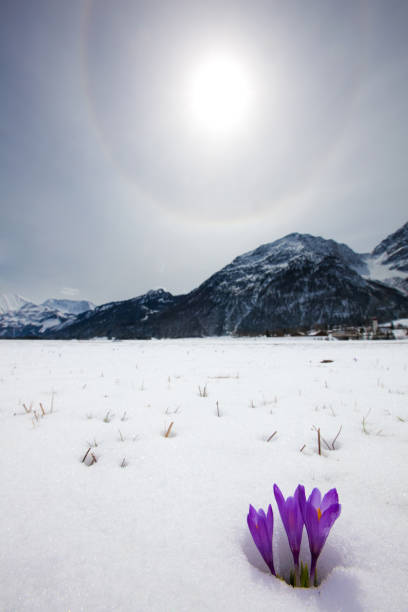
[60,287,80,298]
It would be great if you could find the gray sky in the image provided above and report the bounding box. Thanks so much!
[1,0,407,305]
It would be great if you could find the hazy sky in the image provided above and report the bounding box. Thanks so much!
[1,0,407,305]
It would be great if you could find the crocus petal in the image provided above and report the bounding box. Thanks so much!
[320,503,341,534]
[248,504,258,524]
[247,513,261,547]
[287,498,301,536]
[274,484,304,567]
[305,502,321,554]
[294,487,305,532]
[320,488,339,513]
[266,504,274,542]
[298,485,307,521]
[299,487,341,583]
[309,503,341,557]
[273,484,285,518]
[308,488,322,509]
[294,484,304,505]
[258,521,272,558]
[247,504,275,575]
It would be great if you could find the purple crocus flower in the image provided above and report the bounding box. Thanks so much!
[273,484,304,570]
[247,504,276,575]
[298,486,341,584]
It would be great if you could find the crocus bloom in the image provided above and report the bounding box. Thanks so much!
[273,484,304,570]
[298,486,341,584]
[247,504,275,575]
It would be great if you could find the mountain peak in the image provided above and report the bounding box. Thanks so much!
[0,294,31,314]
[230,232,366,275]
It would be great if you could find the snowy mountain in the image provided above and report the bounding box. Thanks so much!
[0,294,31,314]
[0,303,76,338]
[364,222,408,295]
[0,297,95,338]
[2,223,407,339]
[47,289,182,339]
[49,224,408,340]
[41,299,95,315]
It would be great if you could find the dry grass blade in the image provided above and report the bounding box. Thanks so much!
[321,436,331,451]
[362,408,372,434]
[82,447,91,463]
[164,421,174,438]
[331,425,342,449]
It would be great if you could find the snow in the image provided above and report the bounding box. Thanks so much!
[1,337,407,612]
[40,317,62,332]
[364,252,407,282]
[391,318,408,327]
[42,299,95,315]
[0,293,30,314]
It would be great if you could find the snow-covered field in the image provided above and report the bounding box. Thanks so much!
[1,337,407,612]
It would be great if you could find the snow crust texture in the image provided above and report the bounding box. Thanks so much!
[0,337,407,612]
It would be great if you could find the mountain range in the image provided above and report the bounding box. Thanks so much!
[0,298,95,338]
[1,222,407,339]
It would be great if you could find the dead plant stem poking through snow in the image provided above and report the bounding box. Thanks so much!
[362,408,371,434]
[81,447,91,463]
[164,421,174,438]
[323,426,343,450]
[198,384,208,397]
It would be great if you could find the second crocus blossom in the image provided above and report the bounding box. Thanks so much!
[273,484,304,571]
[247,504,276,575]
[298,486,341,584]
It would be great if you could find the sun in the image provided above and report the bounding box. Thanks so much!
[187,53,253,138]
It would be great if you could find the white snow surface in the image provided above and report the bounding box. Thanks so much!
[1,337,407,612]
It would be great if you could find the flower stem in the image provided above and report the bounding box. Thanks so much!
[294,563,299,587]
[310,557,317,586]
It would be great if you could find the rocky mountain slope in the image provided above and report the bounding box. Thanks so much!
[48,224,408,340]
[52,289,183,339]
[2,223,407,339]
[0,297,95,338]
[364,222,408,295]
